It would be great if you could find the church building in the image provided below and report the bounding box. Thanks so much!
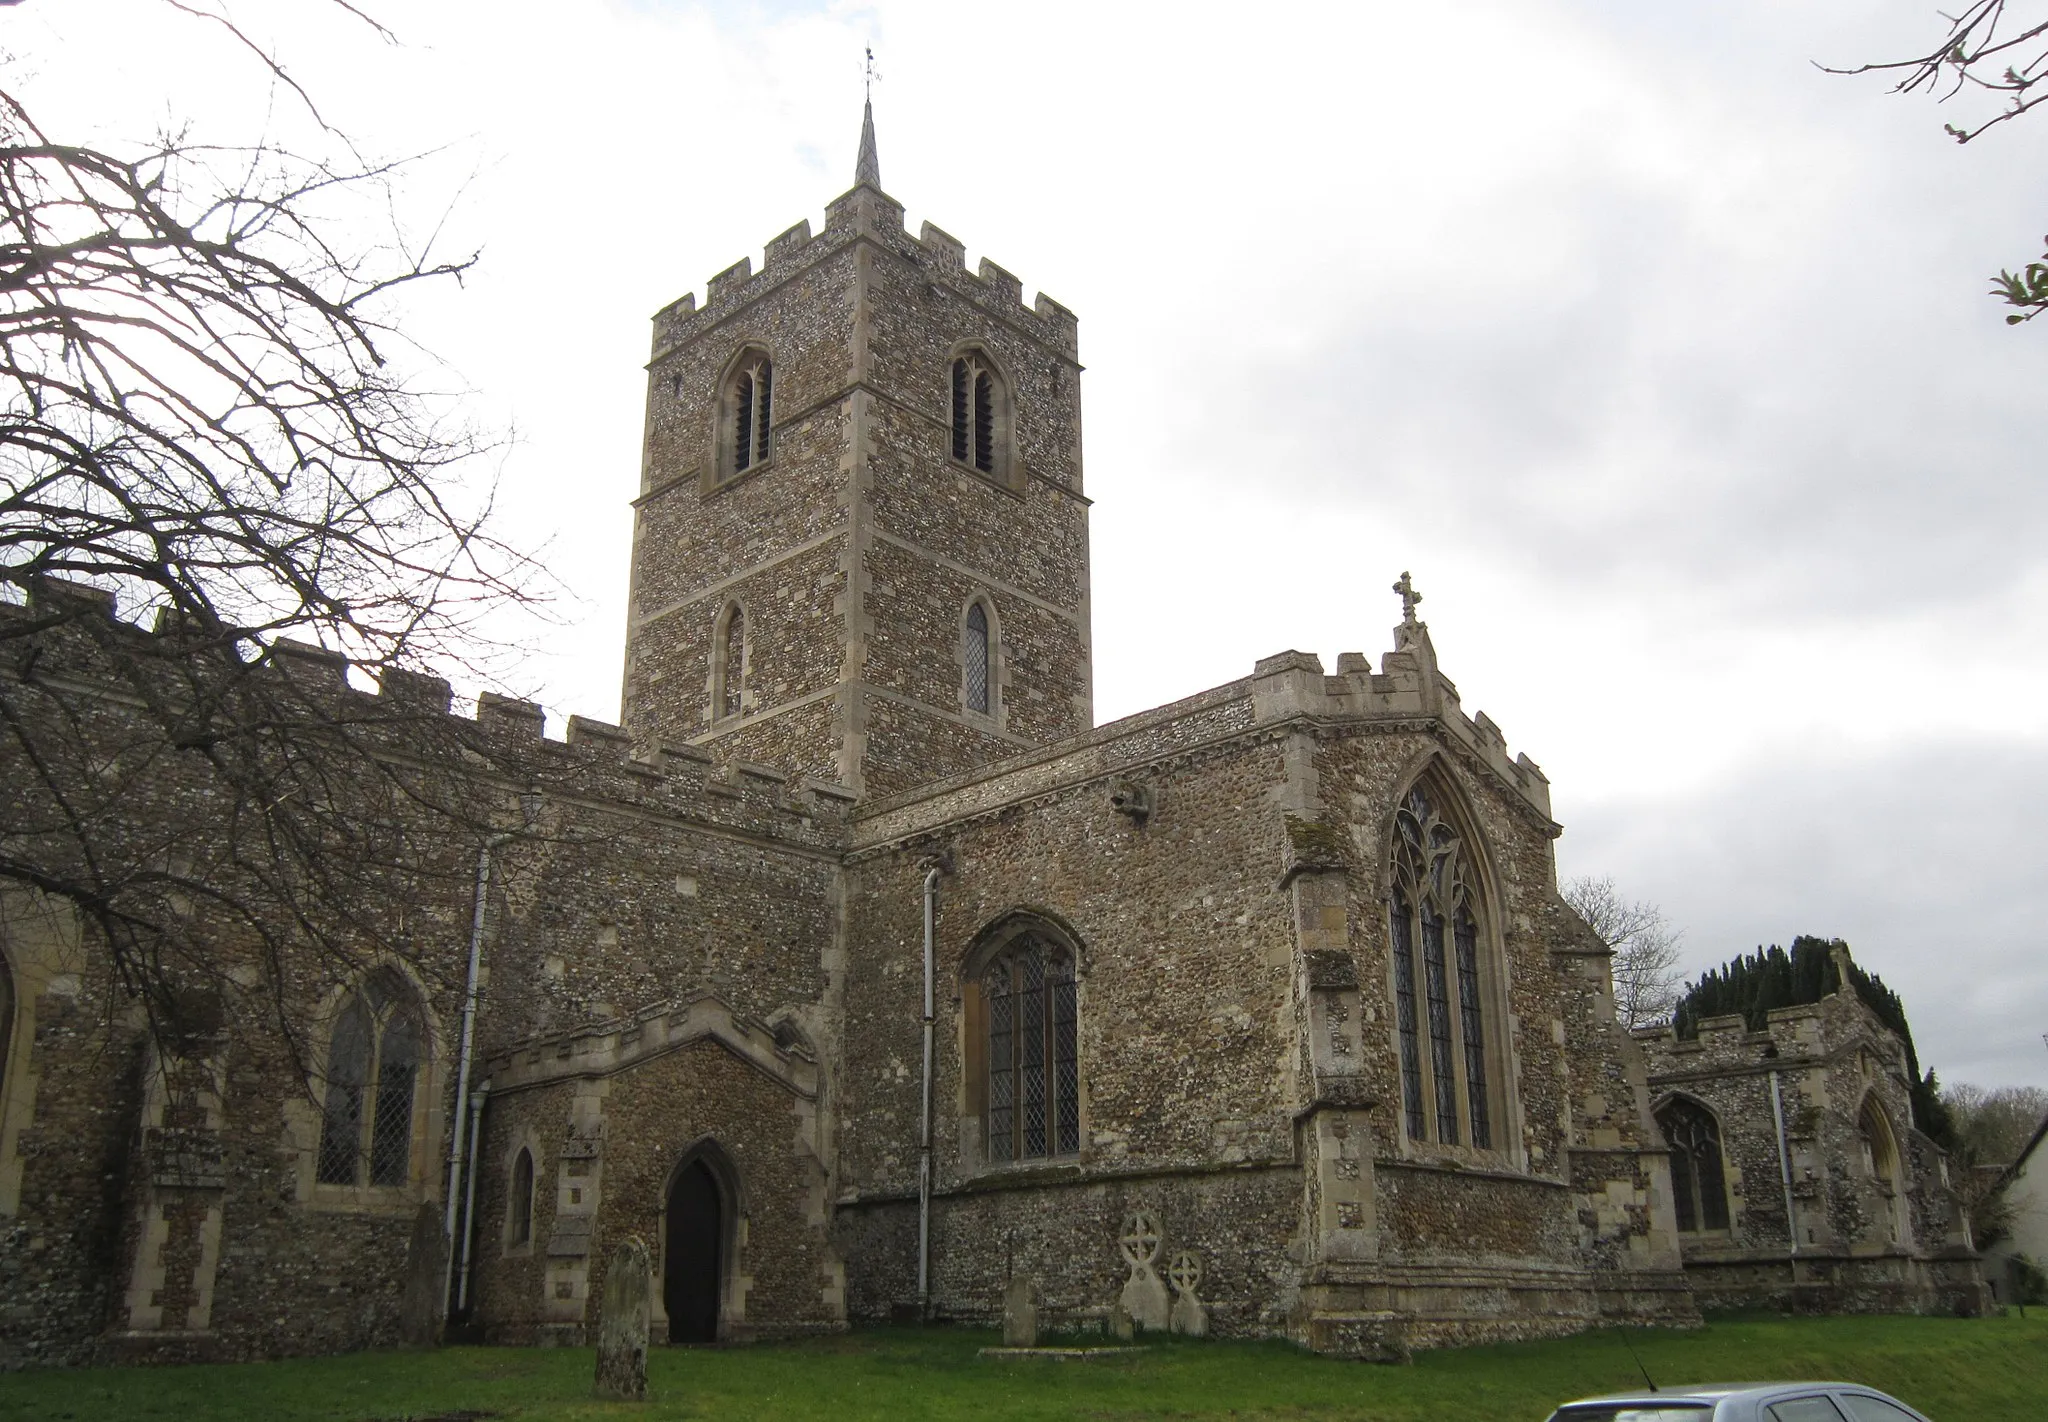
[2,104,1974,1367]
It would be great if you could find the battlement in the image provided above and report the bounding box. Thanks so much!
[6,577,859,842]
[649,193,1077,363]
[1249,630,1552,821]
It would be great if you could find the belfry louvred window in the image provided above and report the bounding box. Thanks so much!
[1657,1097,1730,1232]
[983,932,1079,1162]
[729,353,772,475]
[316,969,424,1188]
[1387,781,1493,1148]
[950,353,999,476]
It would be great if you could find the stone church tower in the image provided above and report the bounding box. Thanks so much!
[621,103,1092,797]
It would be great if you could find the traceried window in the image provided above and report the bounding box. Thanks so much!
[1388,781,1494,1148]
[1858,1096,1902,1241]
[508,1147,535,1247]
[716,603,746,720]
[963,601,992,715]
[1657,1096,1731,1232]
[725,352,772,477]
[979,930,1079,1163]
[950,352,1005,477]
[316,970,424,1188]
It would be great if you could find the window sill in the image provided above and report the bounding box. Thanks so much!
[947,457,1024,500]
[955,1155,1087,1189]
[304,1184,426,1216]
[701,458,775,500]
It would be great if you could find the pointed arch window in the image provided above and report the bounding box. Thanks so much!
[950,352,1007,479]
[963,601,992,715]
[716,603,746,720]
[1657,1096,1730,1232]
[316,970,425,1189]
[976,929,1079,1163]
[724,351,772,478]
[1388,781,1494,1148]
[1858,1096,1903,1242]
[508,1147,535,1247]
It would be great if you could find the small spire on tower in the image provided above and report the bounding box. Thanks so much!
[855,47,882,189]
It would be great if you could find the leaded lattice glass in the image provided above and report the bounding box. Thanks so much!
[315,974,425,1189]
[964,603,990,714]
[1051,953,1079,1155]
[1390,890,1425,1140]
[317,1001,370,1185]
[987,961,1013,1162]
[370,1008,419,1186]
[1388,779,1494,1149]
[1421,904,1458,1144]
[983,932,1080,1163]
[1019,947,1047,1158]
[1455,908,1490,1148]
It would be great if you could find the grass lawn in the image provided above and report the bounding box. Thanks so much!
[0,1313,2041,1422]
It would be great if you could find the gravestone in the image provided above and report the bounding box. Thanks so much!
[1116,1211,1170,1332]
[1002,1275,1039,1347]
[595,1237,652,1402]
[1168,1250,1208,1338]
[399,1201,447,1348]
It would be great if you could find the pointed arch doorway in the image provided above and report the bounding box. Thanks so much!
[663,1150,727,1343]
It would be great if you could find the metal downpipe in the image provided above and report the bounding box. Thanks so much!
[918,865,939,1320]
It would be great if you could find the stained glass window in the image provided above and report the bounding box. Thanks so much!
[982,932,1079,1162]
[1657,1097,1729,1232]
[1387,780,1495,1149]
[964,603,991,714]
[315,971,425,1189]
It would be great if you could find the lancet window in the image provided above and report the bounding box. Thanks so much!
[1657,1096,1731,1232]
[950,352,1004,477]
[508,1147,535,1247]
[1388,780,1494,1148]
[963,601,992,715]
[316,970,425,1189]
[725,351,772,477]
[979,929,1079,1163]
[716,603,746,720]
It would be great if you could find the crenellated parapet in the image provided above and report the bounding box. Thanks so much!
[5,576,860,847]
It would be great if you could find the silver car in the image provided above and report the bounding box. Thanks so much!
[1544,1383,1933,1422]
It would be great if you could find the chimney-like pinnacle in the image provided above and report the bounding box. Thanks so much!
[855,97,881,189]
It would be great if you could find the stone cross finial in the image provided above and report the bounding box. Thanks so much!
[1393,570,1422,624]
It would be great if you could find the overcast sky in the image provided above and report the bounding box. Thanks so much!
[14,1,2048,1088]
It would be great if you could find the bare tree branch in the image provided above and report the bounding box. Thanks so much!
[1560,874,1685,1030]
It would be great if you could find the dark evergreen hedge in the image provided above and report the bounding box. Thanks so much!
[1672,936,1954,1148]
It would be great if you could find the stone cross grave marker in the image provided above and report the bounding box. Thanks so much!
[1117,1211,1170,1332]
[595,1237,652,1402]
[1168,1249,1208,1338]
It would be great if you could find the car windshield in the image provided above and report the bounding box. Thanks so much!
[1548,1407,1717,1422]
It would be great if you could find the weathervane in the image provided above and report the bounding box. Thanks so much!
[1393,570,1422,625]
[864,46,881,99]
